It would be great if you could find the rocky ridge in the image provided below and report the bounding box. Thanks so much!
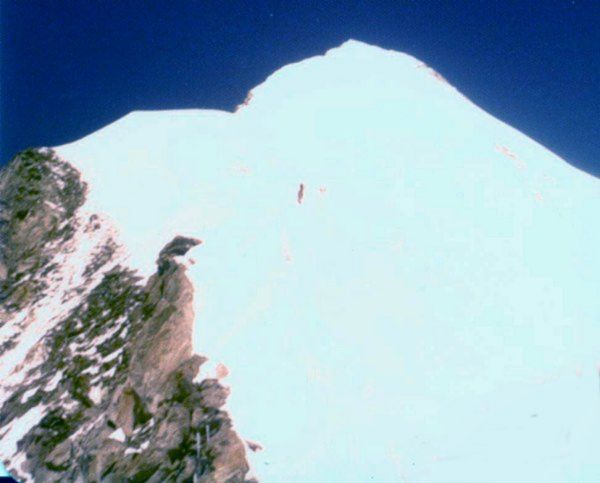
[0,149,250,482]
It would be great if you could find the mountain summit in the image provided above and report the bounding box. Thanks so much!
[1,40,599,482]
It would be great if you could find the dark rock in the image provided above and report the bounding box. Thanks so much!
[0,149,250,482]
[157,236,202,275]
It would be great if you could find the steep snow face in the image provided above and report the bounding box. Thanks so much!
[55,40,600,482]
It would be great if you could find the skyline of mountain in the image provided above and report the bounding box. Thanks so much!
[2,1,599,177]
[1,40,599,481]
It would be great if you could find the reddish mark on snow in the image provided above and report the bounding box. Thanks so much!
[234,91,254,112]
[318,186,327,194]
[417,62,449,85]
[215,363,229,379]
[496,144,525,169]
[497,145,517,160]
[246,440,263,452]
[534,191,544,202]
[297,183,305,204]
[282,233,293,262]
[430,70,449,84]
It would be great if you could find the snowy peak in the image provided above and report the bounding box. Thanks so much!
[239,39,455,116]
[1,41,599,482]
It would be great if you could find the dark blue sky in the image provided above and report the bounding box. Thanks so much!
[1,0,599,176]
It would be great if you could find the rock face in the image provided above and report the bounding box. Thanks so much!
[0,150,249,481]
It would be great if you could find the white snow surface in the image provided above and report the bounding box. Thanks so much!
[108,428,126,443]
[88,385,103,405]
[0,404,47,481]
[53,40,600,482]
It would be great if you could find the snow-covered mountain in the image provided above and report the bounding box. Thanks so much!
[1,39,599,482]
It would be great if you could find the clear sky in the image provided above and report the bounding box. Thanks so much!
[1,0,599,177]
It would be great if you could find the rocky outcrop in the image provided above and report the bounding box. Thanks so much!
[0,150,250,482]
[0,148,86,315]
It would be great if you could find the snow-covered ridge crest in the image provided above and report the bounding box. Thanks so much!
[50,40,495,281]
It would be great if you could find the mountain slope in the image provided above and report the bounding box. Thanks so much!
[0,150,248,481]
[1,40,599,482]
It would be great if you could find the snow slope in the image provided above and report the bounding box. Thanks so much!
[54,40,600,482]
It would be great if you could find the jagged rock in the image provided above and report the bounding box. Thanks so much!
[113,387,150,436]
[0,149,250,482]
[128,263,196,409]
[0,149,85,314]
[157,236,201,275]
